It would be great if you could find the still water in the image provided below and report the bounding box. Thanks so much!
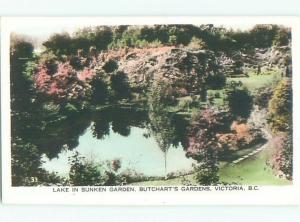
[42,109,196,177]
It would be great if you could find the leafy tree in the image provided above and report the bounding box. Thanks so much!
[249,25,279,48]
[90,77,108,105]
[224,82,253,119]
[273,28,291,47]
[268,79,292,132]
[43,32,73,56]
[12,137,63,186]
[194,148,219,185]
[93,26,113,50]
[187,108,230,185]
[72,35,91,53]
[11,138,42,186]
[10,35,43,145]
[268,79,292,180]
[109,71,131,100]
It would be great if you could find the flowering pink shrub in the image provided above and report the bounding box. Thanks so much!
[35,62,94,100]
[186,108,230,157]
[77,68,95,82]
[35,66,51,92]
[269,133,293,180]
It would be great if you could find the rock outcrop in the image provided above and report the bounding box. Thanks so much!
[96,46,223,93]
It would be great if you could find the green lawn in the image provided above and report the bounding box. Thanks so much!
[228,71,282,92]
[130,147,291,186]
[219,148,291,185]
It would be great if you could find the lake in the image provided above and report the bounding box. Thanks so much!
[41,108,196,177]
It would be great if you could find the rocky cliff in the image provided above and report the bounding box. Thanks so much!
[95,46,223,93]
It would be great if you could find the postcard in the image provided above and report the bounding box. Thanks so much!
[1,16,299,204]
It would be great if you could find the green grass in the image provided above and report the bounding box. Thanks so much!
[228,71,282,92]
[219,148,291,185]
[130,147,291,186]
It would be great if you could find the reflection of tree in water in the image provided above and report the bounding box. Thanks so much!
[35,113,92,159]
[147,80,190,177]
[91,117,110,139]
[148,109,176,177]
[170,115,189,149]
[111,121,131,137]
[33,108,149,160]
[91,108,148,138]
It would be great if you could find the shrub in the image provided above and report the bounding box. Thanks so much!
[178,97,193,110]
[187,37,207,49]
[39,52,58,75]
[269,133,293,180]
[186,108,232,185]
[109,71,131,100]
[224,82,253,119]
[268,79,292,133]
[193,148,219,185]
[68,152,107,186]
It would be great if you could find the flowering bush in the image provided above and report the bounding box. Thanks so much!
[77,68,95,82]
[35,62,94,101]
[186,108,231,185]
[269,133,293,180]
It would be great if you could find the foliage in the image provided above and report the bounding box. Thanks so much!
[68,152,125,186]
[10,34,34,59]
[194,148,219,185]
[269,133,293,180]
[44,27,113,56]
[267,79,292,180]
[187,37,207,49]
[268,79,292,132]
[35,62,94,101]
[41,24,291,58]
[253,86,274,108]
[273,28,291,47]
[217,121,264,152]
[11,138,43,186]
[148,81,176,152]
[187,108,232,185]
[68,152,107,186]
[43,32,73,56]
[206,73,227,90]
[90,76,108,105]
[109,71,131,100]
[38,52,58,74]
[249,25,279,48]
[224,81,253,119]
[12,137,63,186]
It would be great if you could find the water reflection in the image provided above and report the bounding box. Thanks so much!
[40,107,195,177]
